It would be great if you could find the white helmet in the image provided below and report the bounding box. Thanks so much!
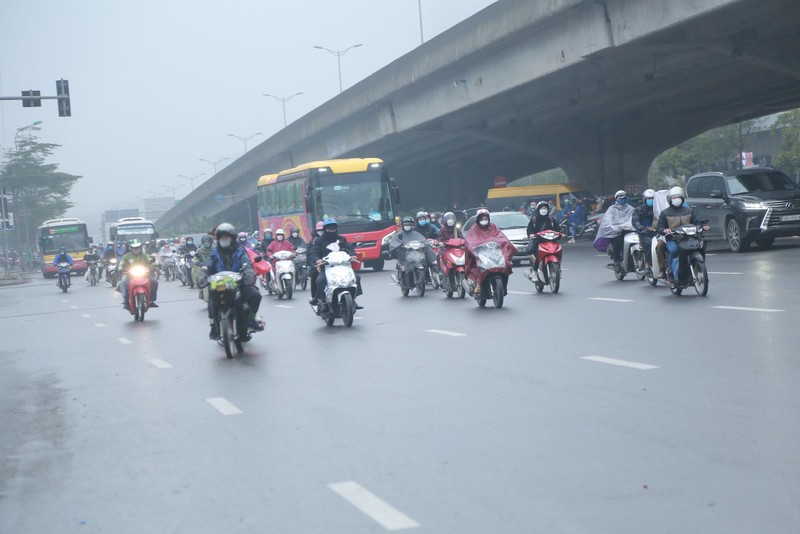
[643,189,655,200]
[614,190,627,199]
[668,186,685,201]
[275,229,285,236]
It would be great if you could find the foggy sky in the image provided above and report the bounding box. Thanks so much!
[0,0,496,239]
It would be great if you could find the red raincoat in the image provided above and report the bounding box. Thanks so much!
[464,222,516,285]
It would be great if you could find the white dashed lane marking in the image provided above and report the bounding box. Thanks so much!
[94,323,106,328]
[149,358,173,369]
[81,314,91,318]
[118,337,132,345]
[589,297,634,303]
[275,304,293,309]
[708,272,742,275]
[581,356,659,370]
[425,329,466,337]
[206,397,243,416]
[70,306,78,309]
[328,481,420,531]
[712,306,784,313]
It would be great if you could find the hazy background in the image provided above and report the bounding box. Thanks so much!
[0,0,496,238]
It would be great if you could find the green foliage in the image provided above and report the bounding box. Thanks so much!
[0,127,82,250]
[509,168,569,187]
[773,110,800,178]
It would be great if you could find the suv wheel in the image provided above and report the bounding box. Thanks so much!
[727,219,750,253]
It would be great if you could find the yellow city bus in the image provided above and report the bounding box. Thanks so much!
[38,217,92,278]
[257,158,400,270]
[485,184,597,213]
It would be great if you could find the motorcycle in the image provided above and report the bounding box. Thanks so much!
[268,250,296,300]
[607,227,645,281]
[293,247,310,291]
[125,264,154,321]
[426,239,442,289]
[204,269,264,358]
[467,241,509,308]
[393,240,428,297]
[559,216,597,240]
[177,252,192,287]
[57,262,72,293]
[526,230,564,293]
[106,258,119,287]
[437,237,467,299]
[310,250,359,327]
[666,223,709,296]
[159,250,178,281]
[86,260,99,286]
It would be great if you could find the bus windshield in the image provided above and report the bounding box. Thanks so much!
[314,171,394,226]
[40,224,89,254]
[113,222,156,243]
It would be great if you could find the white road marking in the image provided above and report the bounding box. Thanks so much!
[118,337,132,344]
[206,397,243,416]
[149,358,173,369]
[507,290,531,295]
[594,254,607,257]
[713,306,784,313]
[81,314,91,318]
[94,323,106,328]
[425,329,466,337]
[708,271,742,275]
[581,356,659,370]
[589,297,634,303]
[354,316,364,320]
[275,304,293,309]
[61,299,68,303]
[328,481,419,531]
[70,305,78,309]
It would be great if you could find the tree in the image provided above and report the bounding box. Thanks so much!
[0,127,82,251]
[773,110,800,179]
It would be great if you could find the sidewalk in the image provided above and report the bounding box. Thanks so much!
[0,270,31,287]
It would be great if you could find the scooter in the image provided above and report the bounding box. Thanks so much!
[106,258,119,287]
[427,239,442,289]
[607,227,645,281]
[57,262,72,293]
[666,223,709,296]
[125,265,154,321]
[294,246,310,291]
[86,260,99,286]
[437,237,467,299]
[466,241,509,308]
[393,240,428,297]
[203,269,264,358]
[310,250,359,327]
[526,230,564,293]
[269,250,296,300]
[177,252,192,287]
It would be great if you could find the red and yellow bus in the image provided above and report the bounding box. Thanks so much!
[257,158,400,270]
[38,217,92,277]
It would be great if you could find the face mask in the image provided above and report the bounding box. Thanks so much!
[617,197,627,205]
[219,238,232,248]
[645,199,654,207]
[446,220,455,227]
[291,232,298,238]
[325,229,337,236]
[418,219,428,226]
[478,219,489,227]
[539,209,549,216]
[264,235,273,242]
[403,224,413,232]
[276,236,283,241]
[671,198,683,207]
[316,230,324,237]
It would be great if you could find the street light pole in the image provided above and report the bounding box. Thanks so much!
[226,132,262,154]
[262,93,303,127]
[313,44,363,93]
[161,184,185,200]
[418,0,424,44]
[199,157,230,175]
[178,173,205,192]
[14,121,43,150]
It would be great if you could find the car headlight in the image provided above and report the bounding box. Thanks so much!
[739,201,765,210]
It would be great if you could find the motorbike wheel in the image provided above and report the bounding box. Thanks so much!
[415,270,426,297]
[632,250,645,280]
[135,293,146,321]
[300,272,308,291]
[669,283,683,296]
[646,269,657,287]
[492,277,504,308]
[341,292,355,327]
[691,259,709,297]
[61,277,68,293]
[283,278,293,300]
[614,266,625,281]
[548,263,561,293]
[324,312,335,327]
[221,314,236,359]
[455,272,466,299]
[430,267,440,290]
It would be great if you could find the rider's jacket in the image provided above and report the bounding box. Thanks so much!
[181,243,198,255]
[439,224,462,240]
[103,247,117,260]
[83,252,100,263]
[635,205,655,229]
[194,245,212,264]
[287,235,306,248]
[308,234,355,264]
[526,214,558,236]
[53,253,74,265]
[266,239,295,257]
[414,223,440,239]
[118,252,151,273]
[206,245,252,275]
[656,205,698,234]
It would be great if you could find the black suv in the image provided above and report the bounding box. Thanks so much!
[686,168,800,252]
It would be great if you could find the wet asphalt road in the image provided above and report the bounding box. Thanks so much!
[1,238,799,533]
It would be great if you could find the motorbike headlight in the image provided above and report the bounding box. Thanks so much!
[453,256,465,265]
[129,266,149,277]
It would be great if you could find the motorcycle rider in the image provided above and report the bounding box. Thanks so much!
[635,189,657,270]
[118,240,159,309]
[314,221,325,239]
[656,186,709,284]
[181,236,198,255]
[415,211,441,239]
[308,218,362,309]
[53,247,74,285]
[594,190,637,267]
[83,246,101,281]
[193,234,214,299]
[287,226,306,248]
[204,223,263,339]
[389,215,437,266]
[526,201,560,273]
[464,209,516,296]
[266,228,295,258]
[439,211,462,240]
[260,228,274,252]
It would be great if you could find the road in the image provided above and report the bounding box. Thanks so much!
[2,238,799,534]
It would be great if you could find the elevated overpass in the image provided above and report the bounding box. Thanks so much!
[158,0,800,232]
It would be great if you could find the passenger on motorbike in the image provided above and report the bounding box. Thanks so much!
[429,212,443,232]
[594,190,637,266]
[118,240,159,309]
[415,211,441,239]
[287,226,306,248]
[656,187,709,283]
[526,201,560,272]
[260,228,274,252]
[635,189,657,269]
[204,223,263,339]
[464,209,516,295]
[439,212,462,240]
[308,218,362,309]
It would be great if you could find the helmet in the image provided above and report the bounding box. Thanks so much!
[263,227,273,236]
[315,221,324,231]
[237,231,248,241]
[643,189,655,200]
[59,247,66,253]
[129,240,142,251]
[536,200,549,212]
[275,229,285,236]
[615,190,627,199]
[185,236,193,243]
[322,218,337,228]
[215,223,236,239]
[668,186,685,203]
[415,211,426,220]
[476,208,490,225]
[201,234,213,247]
[401,216,415,227]
[442,212,456,227]
[290,226,299,234]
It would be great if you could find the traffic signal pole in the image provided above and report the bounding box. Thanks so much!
[0,79,71,116]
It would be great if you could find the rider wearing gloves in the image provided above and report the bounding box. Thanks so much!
[526,201,559,272]
[203,223,263,339]
[308,218,362,309]
[118,240,159,309]
[656,187,709,284]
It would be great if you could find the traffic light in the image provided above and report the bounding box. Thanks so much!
[21,90,42,107]
[56,79,71,117]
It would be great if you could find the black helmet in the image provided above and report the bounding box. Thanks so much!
[401,216,414,228]
[201,234,213,247]
[215,223,236,239]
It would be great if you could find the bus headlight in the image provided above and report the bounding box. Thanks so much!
[381,230,396,246]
